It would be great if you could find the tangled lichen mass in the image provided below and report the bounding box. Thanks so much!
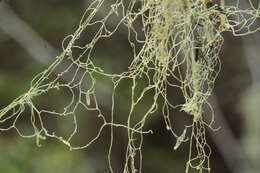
[1,0,260,172]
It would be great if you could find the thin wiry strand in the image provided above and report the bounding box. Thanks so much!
[0,0,260,173]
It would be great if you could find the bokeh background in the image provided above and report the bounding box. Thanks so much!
[0,0,260,173]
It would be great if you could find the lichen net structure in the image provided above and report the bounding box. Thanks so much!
[0,0,259,172]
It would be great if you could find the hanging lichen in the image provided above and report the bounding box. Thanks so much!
[0,0,259,172]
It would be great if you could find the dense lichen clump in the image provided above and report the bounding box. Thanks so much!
[0,0,259,172]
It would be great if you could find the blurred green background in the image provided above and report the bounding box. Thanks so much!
[0,0,260,173]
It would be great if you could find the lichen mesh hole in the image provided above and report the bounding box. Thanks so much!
[0,0,260,172]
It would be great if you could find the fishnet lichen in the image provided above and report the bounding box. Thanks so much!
[1,0,260,172]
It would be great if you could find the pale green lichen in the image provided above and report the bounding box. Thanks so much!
[1,0,260,172]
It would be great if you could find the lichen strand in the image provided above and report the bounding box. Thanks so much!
[0,0,259,172]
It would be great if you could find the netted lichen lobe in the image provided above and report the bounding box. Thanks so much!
[1,0,260,173]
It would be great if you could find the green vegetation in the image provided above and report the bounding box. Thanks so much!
[0,0,259,172]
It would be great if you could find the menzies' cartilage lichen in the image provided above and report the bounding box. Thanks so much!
[1,0,259,172]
